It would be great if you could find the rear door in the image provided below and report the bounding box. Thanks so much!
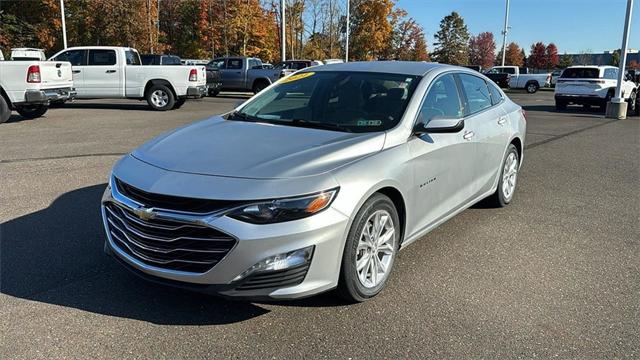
[51,49,87,95]
[83,49,121,97]
[220,58,244,89]
[457,73,509,196]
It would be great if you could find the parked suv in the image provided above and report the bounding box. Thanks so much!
[101,62,526,301]
[554,65,637,114]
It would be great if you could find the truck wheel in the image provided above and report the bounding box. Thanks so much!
[252,80,269,94]
[555,100,567,111]
[208,89,219,97]
[16,104,48,119]
[526,82,539,94]
[0,96,11,124]
[626,91,636,116]
[174,98,186,109]
[146,84,175,111]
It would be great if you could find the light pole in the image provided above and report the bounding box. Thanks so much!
[500,0,510,66]
[345,0,350,62]
[606,0,634,119]
[281,0,286,62]
[60,0,68,49]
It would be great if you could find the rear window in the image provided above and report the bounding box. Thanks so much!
[561,68,600,79]
[162,56,182,65]
[88,50,116,66]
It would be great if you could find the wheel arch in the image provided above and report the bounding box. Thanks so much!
[144,79,177,99]
[0,86,13,109]
[375,186,407,245]
[252,77,271,90]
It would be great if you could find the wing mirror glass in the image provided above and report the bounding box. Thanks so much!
[414,117,464,134]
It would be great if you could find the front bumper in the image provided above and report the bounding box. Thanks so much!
[101,176,350,300]
[18,87,76,105]
[185,85,208,98]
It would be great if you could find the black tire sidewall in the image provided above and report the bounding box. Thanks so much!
[16,104,47,119]
[146,84,175,111]
[0,96,11,123]
[527,82,538,93]
[338,193,400,302]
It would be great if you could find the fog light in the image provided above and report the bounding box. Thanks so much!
[233,246,314,282]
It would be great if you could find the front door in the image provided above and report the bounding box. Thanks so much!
[407,73,477,236]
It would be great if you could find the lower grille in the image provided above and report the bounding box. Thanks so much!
[236,264,310,291]
[105,202,236,273]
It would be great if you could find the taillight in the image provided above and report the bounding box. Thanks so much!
[27,65,41,83]
[189,69,198,81]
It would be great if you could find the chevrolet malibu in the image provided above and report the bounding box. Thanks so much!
[101,62,526,302]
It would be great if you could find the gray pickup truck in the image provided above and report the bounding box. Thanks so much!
[209,57,282,94]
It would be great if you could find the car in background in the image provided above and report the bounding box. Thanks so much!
[0,54,75,123]
[555,65,637,115]
[50,46,207,111]
[273,60,323,77]
[208,57,281,94]
[140,54,182,66]
[101,61,526,301]
[182,59,209,66]
[485,66,550,93]
[204,61,223,96]
[550,69,563,87]
[463,65,483,72]
[10,48,47,61]
[323,59,344,64]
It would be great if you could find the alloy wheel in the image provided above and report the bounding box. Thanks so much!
[151,89,169,108]
[502,152,518,200]
[356,209,396,288]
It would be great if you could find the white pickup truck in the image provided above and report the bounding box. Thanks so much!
[49,46,207,110]
[0,50,75,124]
[485,66,551,93]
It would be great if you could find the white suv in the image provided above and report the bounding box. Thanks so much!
[554,65,637,114]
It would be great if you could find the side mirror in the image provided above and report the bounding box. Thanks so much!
[414,118,464,134]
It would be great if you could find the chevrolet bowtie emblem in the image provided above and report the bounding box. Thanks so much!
[133,207,156,221]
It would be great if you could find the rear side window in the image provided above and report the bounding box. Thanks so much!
[227,59,243,69]
[458,73,492,115]
[125,50,141,65]
[418,73,464,123]
[561,68,599,79]
[162,56,182,65]
[603,68,618,80]
[88,50,116,66]
[54,49,86,66]
[487,82,503,105]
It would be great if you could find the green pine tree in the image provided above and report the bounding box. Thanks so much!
[432,12,470,65]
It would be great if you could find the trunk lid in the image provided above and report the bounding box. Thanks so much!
[38,61,73,89]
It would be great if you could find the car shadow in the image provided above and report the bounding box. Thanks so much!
[521,104,605,117]
[4,114,35,124]
[0,184,284,325]
[56,102,153,111]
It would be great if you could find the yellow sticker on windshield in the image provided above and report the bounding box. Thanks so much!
[279,72,315,84]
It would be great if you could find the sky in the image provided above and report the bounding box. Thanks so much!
[395,0,639,55]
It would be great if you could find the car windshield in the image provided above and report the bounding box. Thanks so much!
[231,71,420,133]
[561,68,600,79]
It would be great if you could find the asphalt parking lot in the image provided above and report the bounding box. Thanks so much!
[1,90,638,358]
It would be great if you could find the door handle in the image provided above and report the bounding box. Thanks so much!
[72,70,81,74]
[463,131,475,140]
[498,117,507,125]
[106,70,116,73]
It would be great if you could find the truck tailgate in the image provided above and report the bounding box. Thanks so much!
[39,61,73,89]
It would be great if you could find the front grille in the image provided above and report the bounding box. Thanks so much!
[115,178,238,214]
[236,264,310,291]
[104,202,236,273]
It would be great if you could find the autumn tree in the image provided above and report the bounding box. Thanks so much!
[386,8,429,61]
[349,0,394,60]
[528,42,547,69]
[545,43,559,69]
[628,59,640,70]
[468,31,495,68]
[432,12,469,65]
[496,42,524,66]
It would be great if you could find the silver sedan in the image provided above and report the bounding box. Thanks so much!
[101,61,526,302]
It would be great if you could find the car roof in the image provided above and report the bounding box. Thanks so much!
[567,65,617,69]
[311,61,447,76]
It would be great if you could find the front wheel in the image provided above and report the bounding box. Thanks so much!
[16,104,48,119]
[485,144,520,207]
[526,82,539,94]
[146,84,175,111]
[337,193,400,302]
[627,91,637,116]
[252,80,269,94]
[0,96,11,124]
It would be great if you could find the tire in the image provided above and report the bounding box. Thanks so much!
[174,98,186,109]
[635,91,640,116]
[525,82,539,94]
[337,193,400,302]
[484,144,520,207]
[555,100,567,111]
[16,104,48,119]
[208,89,219,97]
[627,91,637,116]
[145,84,175,111]
[252,80,269,94]
[0,96,11,124]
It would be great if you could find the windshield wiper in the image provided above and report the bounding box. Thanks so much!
[227,111,260,122]
[273,119,353,133]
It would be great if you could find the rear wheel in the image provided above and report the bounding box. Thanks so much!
[208,89,219,97]
[337,193,400,302]
[627,91,637,116]
[146,84,175,111]
[0,96,11,124]
[526,82,539,94]
[174,98,186,109]
[16,104,48,119]
[252,80,269,94]
[485,144,519,207]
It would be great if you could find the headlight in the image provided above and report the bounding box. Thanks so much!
[227,188,338,224]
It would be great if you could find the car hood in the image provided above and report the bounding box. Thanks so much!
[132,116,386,179]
